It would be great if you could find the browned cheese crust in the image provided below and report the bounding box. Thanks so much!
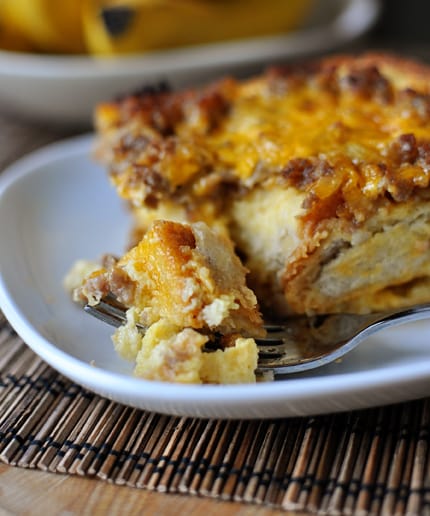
[93,53,430,315]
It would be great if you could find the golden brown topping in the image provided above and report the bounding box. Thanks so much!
[95,53,430,229]
[401,89,430,120]
[281,158,334,189]
[389,133,418,165]
[339,66,394,103]
[155,218,196,250]
[117,90,185,135]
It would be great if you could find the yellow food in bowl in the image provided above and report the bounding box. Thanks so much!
[0,0,314,55]
[83,0,314,55]
[0,0,86,53]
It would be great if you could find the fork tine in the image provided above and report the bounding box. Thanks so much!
[84,301,149,332]
[97,299,129,322]
[84,303,124,328]
[257,332,291,341]
[255,343,292,354]
[263,323,285,330]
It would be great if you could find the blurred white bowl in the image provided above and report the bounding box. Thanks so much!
[0,0,379,127]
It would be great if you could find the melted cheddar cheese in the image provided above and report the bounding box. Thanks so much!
[95,55,430,230]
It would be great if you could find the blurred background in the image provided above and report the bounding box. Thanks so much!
[0,0,429,133]
[371,0,430,53]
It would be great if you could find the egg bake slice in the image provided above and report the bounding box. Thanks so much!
[94,53,430,316]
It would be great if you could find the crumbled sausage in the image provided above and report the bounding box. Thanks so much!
[389,133,418,165]
[108,267,136,306]
[340,66,393,103]
[281,158,334,189]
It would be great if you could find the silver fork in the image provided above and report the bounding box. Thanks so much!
[84,298,430,376]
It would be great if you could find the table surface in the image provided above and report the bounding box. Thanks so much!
[0,463,293,515]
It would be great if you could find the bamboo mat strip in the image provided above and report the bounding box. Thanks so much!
[1,316,430,514]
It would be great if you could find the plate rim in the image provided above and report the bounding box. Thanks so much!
[1,133,430,418]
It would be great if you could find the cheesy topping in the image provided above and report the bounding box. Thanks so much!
[96,54,430,231]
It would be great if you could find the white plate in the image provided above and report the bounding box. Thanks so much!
[0,0,379,126]
[1,135,430,420]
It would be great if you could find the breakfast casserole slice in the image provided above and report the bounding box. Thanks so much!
[94,53,430,316]
[69,220,264,384]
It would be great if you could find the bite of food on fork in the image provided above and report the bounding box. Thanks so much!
[65,220,266,384]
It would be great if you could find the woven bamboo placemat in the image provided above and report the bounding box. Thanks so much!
[1,311,430,515]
